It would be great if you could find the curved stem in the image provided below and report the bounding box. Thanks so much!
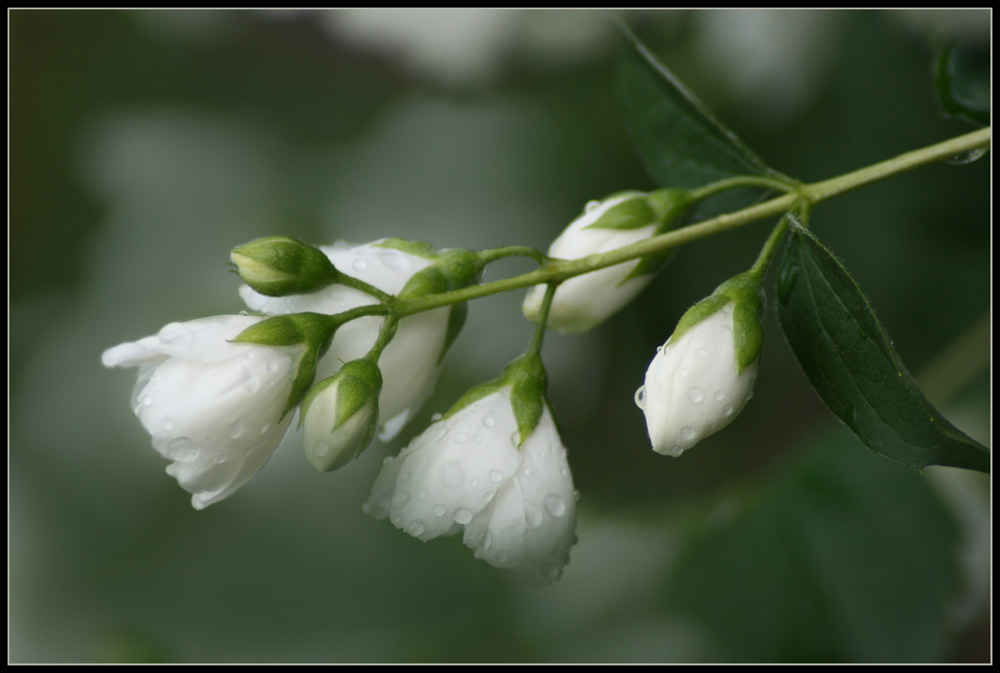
[526,283,558,357]
[477,245,549,267]
[390,127,990,318]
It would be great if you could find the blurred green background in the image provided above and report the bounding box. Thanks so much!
[9,9,990,663]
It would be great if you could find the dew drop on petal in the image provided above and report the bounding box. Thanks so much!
[585,200,600,212]
[227,420,245,439]
[687,387,704,403]
[382,456,394,467]
[454,432,470,444]
[266,360,280,373]
[679,368,689,379]
[454,507,473,525]
[695,348,708,358]
[435,428,449,441]
[680,426,697,441]
[417,489,428,500]
[723,404,733,415]
[574,489,581,502]
[432,504,447,517]
[313,441,331,458]
[140,395,153,407]
[391,492,410,508]
[540,563,561,581]
[431,413,443,422]
[496,550,509,563]
[714,390,726,401]
[243,374,261,394]
[245,351,256,361]
[634,386,646,409]
[405,520,425,537]
[439,460,464,489]
[510,431,521,448]
[162,418,175,431]
[527,507,543,529]
[470,479,479,487]
[168,436,198,461]
[484,490,495,502]
[483,416,495,428]
[257,421,270,436]
[489,469,505,484]
[352,258,368,271]
[400,470,411,481]
[483,532,493,550]
[543,494,567,517]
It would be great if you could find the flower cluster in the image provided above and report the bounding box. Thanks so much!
[104,187,770,587]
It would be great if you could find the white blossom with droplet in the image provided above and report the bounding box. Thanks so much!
[636,303,759,457]
[522,194,658,334]
[240,240,451,439]
[366,388,577,586]
[101,314,301,509]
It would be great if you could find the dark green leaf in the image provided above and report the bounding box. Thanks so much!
[615,23,784,214]
[777,226,989,473]
[669,427,960,662]
[934,46,990,126]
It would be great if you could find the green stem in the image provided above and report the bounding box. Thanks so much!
[338,274,394,303]
[526,284,558,356]
[690,174,800,201]
[392,127,990,317]
[477,245,549,267]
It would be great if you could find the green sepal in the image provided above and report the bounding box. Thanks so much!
[584,193,653,231]
[445,354,549,448]
[621,188,696,282]
[398,248,485,364]
[231,236,343,297]
[375,237,439,260]
[672,272,764,374]
[233,312,341,419]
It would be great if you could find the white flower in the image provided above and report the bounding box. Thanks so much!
[240,240,450,438]
[523,189,692,334]
[101,315,302,509]
[366,387,577,586]
[636,303,759,457]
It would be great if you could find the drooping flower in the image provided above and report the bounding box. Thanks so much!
[300,358,382,473]
[636,273,764,456]
[101,315,303,509]
[365,355,577,586]
[523,189,693,333]
[239,239,456,439]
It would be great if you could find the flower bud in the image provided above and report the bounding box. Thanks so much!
[523,188,694,333]
[636,273,764,456]
[231,236,343,297]
[301,359,383,473]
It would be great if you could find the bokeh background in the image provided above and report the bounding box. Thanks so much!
[9,9,990,663]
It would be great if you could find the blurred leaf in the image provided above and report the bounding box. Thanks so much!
[615,23,784,213]
[934,46,990,126]
[668,426,959,662]
[776,226,989,473]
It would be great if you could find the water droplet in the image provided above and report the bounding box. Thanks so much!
[243,374,261,394]
[454,432,470,444]
[526,507,543,529]
[656,345,663,354]
[454,507,473,524]
[483,490,495,502]
[400,470,411,481]
[257,421,270,435]
[670,445,684,457]
[573,489,581,502]
[438,460,464,488]
[634,386,646,409]
[723,404,733,415]
[496,550,509,563]
[947,148,988,165]
[391,492,410,508]
[714,390,726,401]
[162,418,175,431]
[382,456,394,467]
[431,413,443,422]
[687,387,704,403]
[585,200,601,212]
[680,426,697,441]
[313,441,331,458]
[483,532,493,550]
[540,563,561,581]
[470,479,479,487]
[432,504,447,517]
[167,436,198,461]
[140,395,153,407]
[405,520,425,537]
[382,250,410,274]
[266,360,280,373]
[352,258,369,271]
[435,428,449,441]
[543,494,567,517]
[244,351,256,361]
[473,434,484,444]
[695,348,708,358]
[679,368,689,379]
[483,416,495,428]
[227,420,245,439]
[417,489,428,500]
[489,469,505,483]
[510,431,521,448]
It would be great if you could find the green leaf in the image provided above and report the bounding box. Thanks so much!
[615,23,783,214]
[934,46,990,126]
[668,427,960,662]
[776,226,989,473]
